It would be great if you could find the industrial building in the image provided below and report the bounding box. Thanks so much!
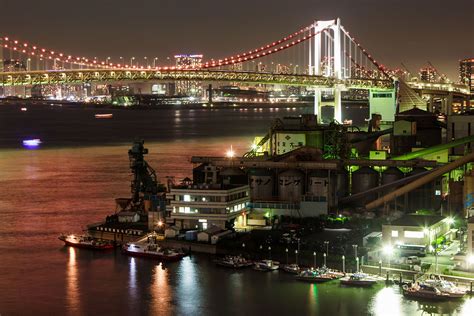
[382,214,452,249]
[188,111,473,223]
[166,183,250,230]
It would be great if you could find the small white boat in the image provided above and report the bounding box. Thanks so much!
[296,268,334,283]
[423,275,466,298]
[253,260,279,271]
[281,263,301,274]
[94,113,113,119]
[214,255,253,268]
[340,273,377,287]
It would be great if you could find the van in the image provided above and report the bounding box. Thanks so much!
[406,256,421,264]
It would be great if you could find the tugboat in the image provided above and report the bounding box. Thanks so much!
[340,273,378,287]
[214,255,253,268]
[253,259,280,271]
[58,234,115,250]
[295,268,334,283]
[281,263,301,274]
[402,283,452,301]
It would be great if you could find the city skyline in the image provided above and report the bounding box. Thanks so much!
[1,0,472,80]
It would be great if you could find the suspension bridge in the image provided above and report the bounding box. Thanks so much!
[0,18,401,122]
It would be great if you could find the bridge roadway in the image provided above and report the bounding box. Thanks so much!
[0,68,394,89]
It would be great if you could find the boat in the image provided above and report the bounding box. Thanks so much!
[214,255,253,268]
[281,263,301,274]
[422,275,466,298]
[58,234,115,250]
[295,268,334,283]
[325,268,345,279]
[20,107,28,112]
[122,241,185,262]
[253,260,280,271]
[94,113,113,119]
[402,283,452,301]
[340,273,378,287]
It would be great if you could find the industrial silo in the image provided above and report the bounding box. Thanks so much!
[380,167,405,211]
[464,171,474,218]
[219,167,248,185]
[278,169,304,202]
[307,169,329,200]
[248,169,274,201]
[351,166,380,205]
[407,168,436,212]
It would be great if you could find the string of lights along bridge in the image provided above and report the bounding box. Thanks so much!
[0,18,398,122]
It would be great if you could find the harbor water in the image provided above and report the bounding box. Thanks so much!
[0,104,473,315]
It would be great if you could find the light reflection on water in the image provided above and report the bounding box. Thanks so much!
[66,247,80,315]
[150,263,171,315]
[369,287,402,316]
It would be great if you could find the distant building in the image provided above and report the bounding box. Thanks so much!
[167,184,250,230]
[174,54,203,97]
[382,214,452,249]
[419,66,437,83]
[460,58,474,104]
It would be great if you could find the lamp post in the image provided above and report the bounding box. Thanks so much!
[353,244,358,271]
[323,253,327,267]
[313,251,317,268]
[242,243,245,256]
[295,250,299,265]
[342,255,345,273]
[259,245,263,259]
[378,260,382,275]
[130,57,135,68]
[144,56,148,67]
[268,246,272,261]
[153,57,158,68]
[119,57,124,67]
[285,248,289,264]
[324,241,329,256]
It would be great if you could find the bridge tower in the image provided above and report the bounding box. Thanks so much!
[310,18,344,123]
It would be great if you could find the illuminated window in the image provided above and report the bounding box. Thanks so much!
[184,194,191,202]
[391,230,398,237]
[404,231,424,238]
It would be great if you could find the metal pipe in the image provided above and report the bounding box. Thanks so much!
[392,135,474,161]
[366,152,474,210]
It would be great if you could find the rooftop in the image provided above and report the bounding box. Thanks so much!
[387,214,445,227]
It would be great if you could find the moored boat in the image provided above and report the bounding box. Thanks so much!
[402,283,452,301]
[340,273,377,287]
[214,255,253,268]
[423,276,466,298]
[94,113,113,119]
[122,241,185,261]
[58,234,115,250]
[296,268,334,283]
[281,263,301,274]
[253,260,280,271]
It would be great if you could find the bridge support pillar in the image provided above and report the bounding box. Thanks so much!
[314,89,321,122]
[334,88,342,123]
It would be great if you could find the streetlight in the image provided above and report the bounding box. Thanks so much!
[106,56,111,66]
[119,57,124,67]
[295,250,299,265]
[285,248,289,264]
[342,255,345,273]
[323,253,327,267]
[352,244,358,259]
[313,251,317,268]
[153,57,158,68]
[324,241,329,255]
[144,56,148,67]
[356,257,360,273]
[130,57,135,67]
[383,244,393,269]
[268,246,272,261]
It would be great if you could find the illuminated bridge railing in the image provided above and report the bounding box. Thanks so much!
[406,81,470,94]
[0,69,394,89]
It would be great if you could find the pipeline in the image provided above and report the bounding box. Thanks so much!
[365,152,474,210]
[392,135,474,161]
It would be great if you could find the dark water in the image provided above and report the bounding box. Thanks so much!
[0,104,473,315]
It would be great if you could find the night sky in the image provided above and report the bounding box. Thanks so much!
[1,0,473,80]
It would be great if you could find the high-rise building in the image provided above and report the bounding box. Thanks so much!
[460,58,474,102]
[174,54,203,97]
[419,66,437,82]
